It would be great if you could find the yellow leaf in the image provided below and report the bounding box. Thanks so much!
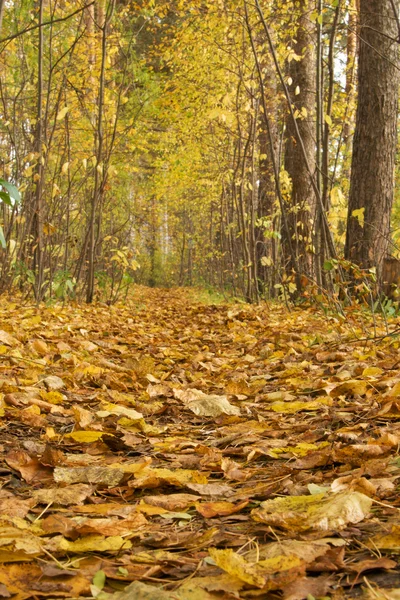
[261,256,273,267]
[99,402,143,420]
[351,207,365,227]
[136,502,168,515]
[367,525,400,551]
[131,466,208,488]
[385,381,400,397]
[270,398,332,413]
[252,491,372,532]
[57,534,131,553]
[330,380,367,397]
[31,339,48,356]
[40,391,64,405]
[173,388,240,417]
[330,186,344,204]
[209,548,265,587]
[56,106,69,120]
[362,367,383,378]
[23,165,35,178]
[65,431,104,443]
[43,223,56,236]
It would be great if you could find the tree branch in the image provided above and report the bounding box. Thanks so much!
[0,2,95,48]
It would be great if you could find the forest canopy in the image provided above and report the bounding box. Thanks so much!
[0,0,399,304]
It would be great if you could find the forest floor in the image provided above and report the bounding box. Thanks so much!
[0,287,400,599]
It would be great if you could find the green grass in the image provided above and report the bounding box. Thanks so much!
[187,286,234,305]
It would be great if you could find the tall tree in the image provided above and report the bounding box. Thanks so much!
[283,0,316,279]
[345,0,400,277]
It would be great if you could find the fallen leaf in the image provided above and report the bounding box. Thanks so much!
[98,401,143,420]
[186,482,234,496]
[42,375,65,390]
[195,500,249,518]
[367,525,400,551]
[282,575,333,600]
[31,339,49,356]
[174,388,240,417]
[53,534,132,553]
[209,547,305,590]
[129,466,208,488]
[0,331,18,346]
[110,580,177,599]
[252,491,372,532]
[143,493,200,511]
[53,466,125,487]
[330,380,368,397]
[270,398,333,413]
[208,547,266,587]
[65,431,105,443]
[32,483,93,505]
[221,457,249,481]
[347,557,397,574]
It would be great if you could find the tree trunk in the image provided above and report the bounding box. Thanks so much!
[341,0,359,197]
[256,53,279,296]
[86,0,112,303]
[345,0,400,277]
[33,0,45,300]
[0,0,5,34]
[284,0,316,279]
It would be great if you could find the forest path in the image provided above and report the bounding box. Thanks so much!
[0,288,399,598]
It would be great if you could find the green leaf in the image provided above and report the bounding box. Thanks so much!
[0,179,21,203]
[323,260,334,271]
[0,191,12,206]
[92,570,106,590]
[0,226,6,249]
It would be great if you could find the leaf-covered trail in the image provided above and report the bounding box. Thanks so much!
[0,288,400,599]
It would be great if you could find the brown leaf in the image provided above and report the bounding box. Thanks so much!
[282,575,333,600]
[0,497,35,518]
[196,500,249,518]
[110,581,177,599]
[347,557,397,574]
[221,457,249,481]
[31,339,49,356]
[142,493,200,511]
[0,330,19,346]
[174,388,240,417]
[186,482,234,496]
[5,450,53,484]
[0,584,11,598]
[53,466,125,487]
[32,483,93,505]
[308,547,346,572]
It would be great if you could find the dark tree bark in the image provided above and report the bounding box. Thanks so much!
[345,0,400,277]
[256,41,280,295]
[0,1,5,34]
[284,0,316,278]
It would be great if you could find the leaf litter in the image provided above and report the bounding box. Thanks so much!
[0,288,399,598]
